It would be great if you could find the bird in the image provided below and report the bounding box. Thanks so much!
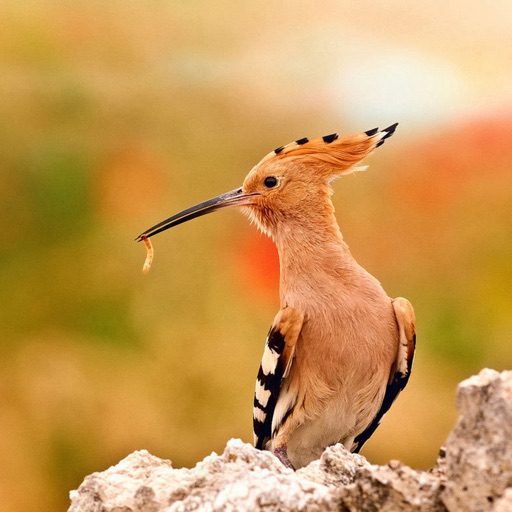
[135,124,416,470]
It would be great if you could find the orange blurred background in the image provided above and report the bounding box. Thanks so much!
[1,2,511,510]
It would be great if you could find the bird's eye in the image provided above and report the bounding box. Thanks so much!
[264,176,279,188]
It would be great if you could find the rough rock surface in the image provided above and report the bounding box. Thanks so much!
[68,369,512,512]
[440,369,512,512]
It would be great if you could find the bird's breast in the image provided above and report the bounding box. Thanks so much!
[287,282,399,390]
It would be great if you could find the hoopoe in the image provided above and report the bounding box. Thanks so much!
[136,124,416,470]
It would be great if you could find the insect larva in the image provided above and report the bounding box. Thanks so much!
[141,235,154,274]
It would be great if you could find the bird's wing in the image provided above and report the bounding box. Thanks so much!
[253,307,304,450]
[351,297,416,453]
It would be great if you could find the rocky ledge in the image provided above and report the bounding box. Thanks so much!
[68,368,512,512]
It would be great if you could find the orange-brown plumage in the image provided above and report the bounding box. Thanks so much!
[136,123,415,469]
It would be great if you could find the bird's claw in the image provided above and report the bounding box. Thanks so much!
[273,447,295,470]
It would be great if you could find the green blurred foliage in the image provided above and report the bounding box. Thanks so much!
[0,2,511,511]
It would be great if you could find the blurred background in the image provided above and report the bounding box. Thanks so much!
[1,1,511,510]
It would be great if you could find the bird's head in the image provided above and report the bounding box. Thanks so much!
[135,124,397,242]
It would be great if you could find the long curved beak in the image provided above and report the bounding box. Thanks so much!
[135,187,257,241]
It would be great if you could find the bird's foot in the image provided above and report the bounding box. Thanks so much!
[273,446,295,470]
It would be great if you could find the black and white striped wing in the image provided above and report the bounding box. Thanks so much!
[253,307,304,450]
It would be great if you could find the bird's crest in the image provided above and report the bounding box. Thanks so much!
[257,123,398,179]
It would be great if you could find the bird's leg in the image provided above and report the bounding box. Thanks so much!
[273,446,295,470]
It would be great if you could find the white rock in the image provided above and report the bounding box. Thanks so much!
[68,369,512,512]
[441,369,512,512]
